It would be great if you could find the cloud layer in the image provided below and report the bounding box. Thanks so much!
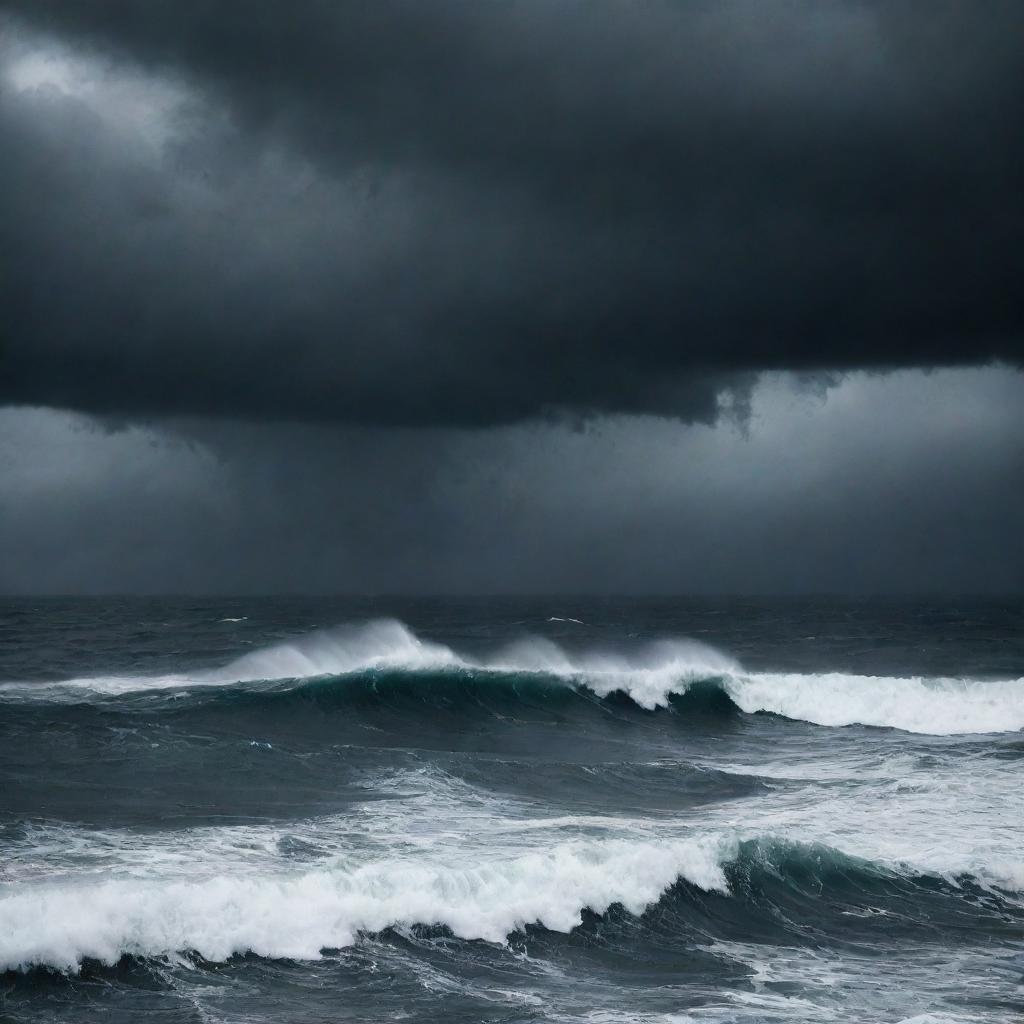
[2,370,1021,594]
[1,1,1022,426]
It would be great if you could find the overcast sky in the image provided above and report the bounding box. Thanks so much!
[0,1,1021,594]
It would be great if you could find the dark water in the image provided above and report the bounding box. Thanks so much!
[1,596,1022,1023]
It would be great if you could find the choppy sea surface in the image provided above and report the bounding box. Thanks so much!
[1,595,1022,1023]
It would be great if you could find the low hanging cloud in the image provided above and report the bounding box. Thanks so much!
[2,370,1021,594]
[0,1,1022,427]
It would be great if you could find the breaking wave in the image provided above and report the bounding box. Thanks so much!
[0,836,728,971]
[3,619,1022,736]
[3,833,1019,974]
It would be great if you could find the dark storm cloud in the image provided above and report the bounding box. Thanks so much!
[1,1,1022,426]
[2,371,1021,594]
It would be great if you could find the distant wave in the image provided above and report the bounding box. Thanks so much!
[2,834,1019,973]
[3,619,1023,736]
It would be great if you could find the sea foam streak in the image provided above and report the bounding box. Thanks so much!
[0,837,730,972]
[4,619,1023,735]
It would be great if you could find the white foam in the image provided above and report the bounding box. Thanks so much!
[0,836,730,972]
[724,672,1024,735]
[4,619,1022,735]
[488,636,740,709]
[485,636,1024,734]
[3,752,1022,973]
[709,943,1004,1024]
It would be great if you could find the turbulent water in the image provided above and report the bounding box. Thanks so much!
[1,597,1022,1023]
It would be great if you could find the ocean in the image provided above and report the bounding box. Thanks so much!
[1,595,1022,1023]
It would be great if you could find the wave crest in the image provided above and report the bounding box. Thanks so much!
[4,619,1023,735]
[3,833,1019,974]
[219,619,459,682]
[724,671,1024,736]
[0,836,731,972]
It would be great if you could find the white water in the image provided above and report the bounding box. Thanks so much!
[2,618,1022,735]
[2,742,1021,973]
[2,618,1024,733]
[724,671,1024,735]
[0,834,731,972]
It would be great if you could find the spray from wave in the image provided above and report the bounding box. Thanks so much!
[3,619,1022,735]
